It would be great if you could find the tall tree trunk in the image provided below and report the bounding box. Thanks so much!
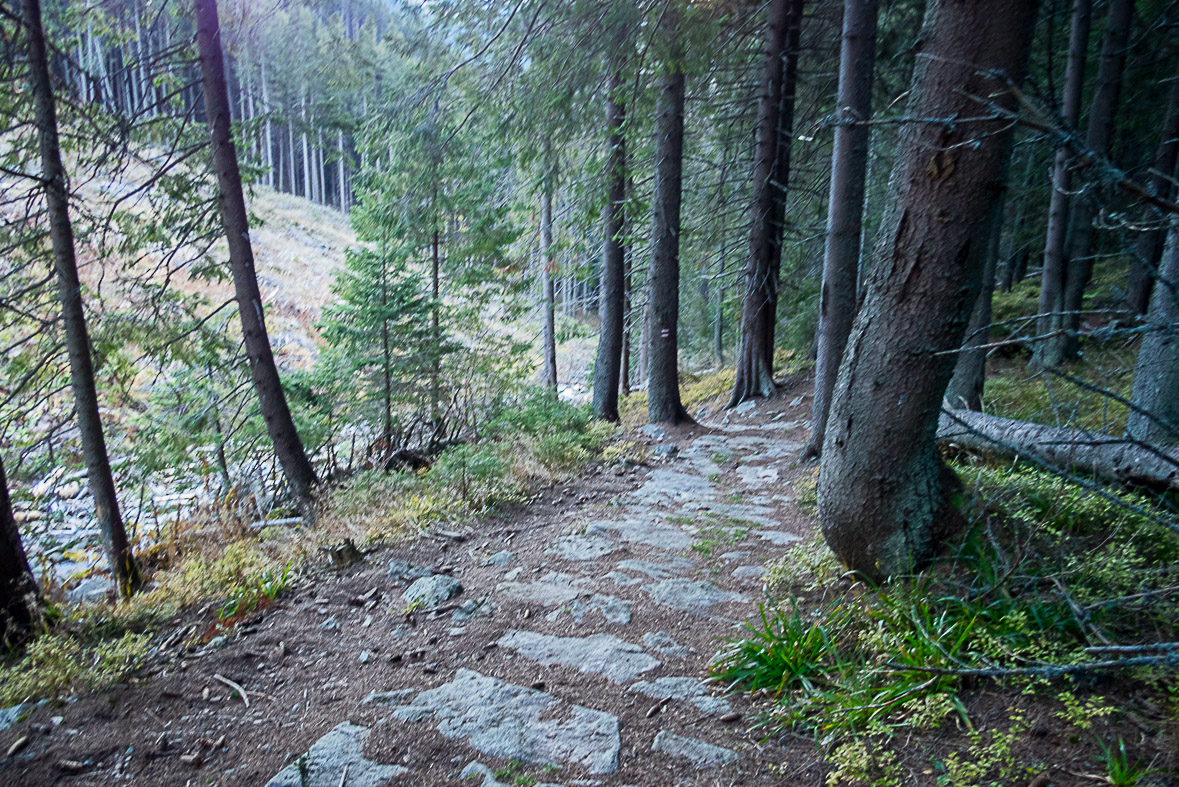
[1032,0,1092,369]
[1127,220,1179,444]
[806,0,878,457]
[646,16,691,425]
[286,106,296,193]
[729,0,804,406]
[1,455,40,645]
[194,0,318,514]
[621,241,632,396]
[817,0,1036,580]
[338,129,347,212]
[1126,70,1179,315]
[261,61,273,188]
[1059,0,1133,360]
[25,0,141,596]
[593,71,628,421]
[430,226,442,440]
[539,146,558,393]
[301,92,311,200]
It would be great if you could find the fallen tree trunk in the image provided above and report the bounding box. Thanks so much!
[937,409,1179,491]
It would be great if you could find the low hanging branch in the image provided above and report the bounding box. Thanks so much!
[937,409,1179,492]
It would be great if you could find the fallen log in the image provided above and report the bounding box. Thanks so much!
[937,409,1179,492]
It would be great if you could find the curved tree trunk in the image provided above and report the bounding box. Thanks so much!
[646,15,691,425]
[593,72,628,421]
[806,0,878,456]
[195,0,318,514]
[1,455,40,645]
[1127,221,1179,444]
[1032,0,1091,370]
[729,0,804,407]
[25,0,142,596]
[817,0,1036,580]
[1059,0,1133,360]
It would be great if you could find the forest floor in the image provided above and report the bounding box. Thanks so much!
[0,380,823,786]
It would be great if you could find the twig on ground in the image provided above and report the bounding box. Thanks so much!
[211,673,250,707]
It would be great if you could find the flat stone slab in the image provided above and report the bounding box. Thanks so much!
[755,530,801,545]
[482,550,513,566]
[642,631,691,659]
[545,593,632,625]
[733,565,766,580]
[652,731,740,770]
[549,534,621,561]
[629,677,731,715]
[614,557,695,581]
[737,466,779,487]
[643,579,747,614]
[402,574,462,608]
[498,572,594,606]
[587,516,693,550]
[389,558,433,580]
[629,470,716,506]
[386,669,620,774]
[266,722,408,786]
[681,500,777,527]
[497,630,659,683]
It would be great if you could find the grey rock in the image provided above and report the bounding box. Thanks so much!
[402,575,462,608]
[615,558,695,581]
[755,530,801,545]
[358,650,372,664]
[629,677,731,715]
[386,669,620,774]
[498,572,593,606]
[651,444,678,457]
[733,565,765,580]
[65,575,113,604]
[718,550,750,561]
[482,550,513,567]
[497,630,659,683]
[733,400,757,415]
[0,703,28,733]
[652,731,740,770]
[642,631,691,659]
[629,470,716,507]
[545,593,632,625]
[588,515,693,550]
[549,534,620,562]
[388,558,433,580]
[601,571,643,588]
[318,617,339,631]
[736,465,779,487]
[637,424,669,440]
[453,598,495,622]
[643,579,747,614]
[265,722,408,786]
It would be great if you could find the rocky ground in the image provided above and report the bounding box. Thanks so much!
[0,387,823,786]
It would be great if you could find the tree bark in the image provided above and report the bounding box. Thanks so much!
[539,141,558,394]
[817,0,1036,580]
[593,71,628,421]
[1,455,40,645]
[1127,220,1179,444]
[938,409,1179,492]
[729,0,805,406]
[806,0,878,457]
[195,0,318,514]
[1126,69,1179,315]
[1059,0,1133,360]
[1032,0,1092,370]
[646,16,691,425]
[25,0,142,596]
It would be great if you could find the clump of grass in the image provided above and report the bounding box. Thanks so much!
[0,630,151,706]
[602,440,648,466]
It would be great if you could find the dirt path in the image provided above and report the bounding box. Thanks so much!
[1,387,822,786]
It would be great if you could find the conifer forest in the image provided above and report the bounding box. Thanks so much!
[2,0,1179,784]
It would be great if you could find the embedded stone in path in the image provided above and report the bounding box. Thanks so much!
[614,557,696,581]
[643,631,691,659]
[482,550,513,566]
[643,578,747,614]
[737,465,779,487]
[549,533,620,561]
[755,530,802,546]
[629,676,731,715]
[266,722,408,787]
[630,470,716,506]
[498,571,594,606]
[402,574,462,608]
[733,565,766,580]
[545,593,632,625]
[651,731,741,770]
[497,630,659,683]
[385,669,620,774]
[388,558,433,580]
[587,516,693,550]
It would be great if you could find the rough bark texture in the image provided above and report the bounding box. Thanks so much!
[1127,221,1179,444]
[939,410,1179,491]
[592,74,627,421]
[729,0,804,407]
[0,455,39,644]
[26,0,141,595]
[646,21,691,425]
[807,0,878,456]
[1059,0,1133,359]
[1126,70,1179,315]
[540,156,558,394]
[817,0,1036,580]
[195,0,318,513]
[1033,0,1091,370]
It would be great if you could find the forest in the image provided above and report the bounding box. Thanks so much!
[1,0,1178,784]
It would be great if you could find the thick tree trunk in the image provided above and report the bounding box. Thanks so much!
[729,0,804,407]
[593,72,628,421]
[1127,221,1179,444]
[539,150,558,393]
[1,455,40,645]
[806,0,878,457]
[938,410,1179,491]
[621,243,632,396]
[646,18,691,425]
[1032,0,1092,370]
[195,0,318,514]
[26,0,141,596]
[817,0,1036,580]
[1126,71,1179,315]
[1059,0,1133,360]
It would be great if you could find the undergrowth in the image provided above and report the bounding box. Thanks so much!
[716,464,1179,786]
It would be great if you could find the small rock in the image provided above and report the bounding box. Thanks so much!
[789,395,804,407]
[358,651,372,664]
[652,444,678,457]
[403,575,462,609]
[56,482,83,500]
[652,731,740,769]
[481,550,512,567]
[318,617,339,631]
[179,751,204,767]
[388,558,433,581]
